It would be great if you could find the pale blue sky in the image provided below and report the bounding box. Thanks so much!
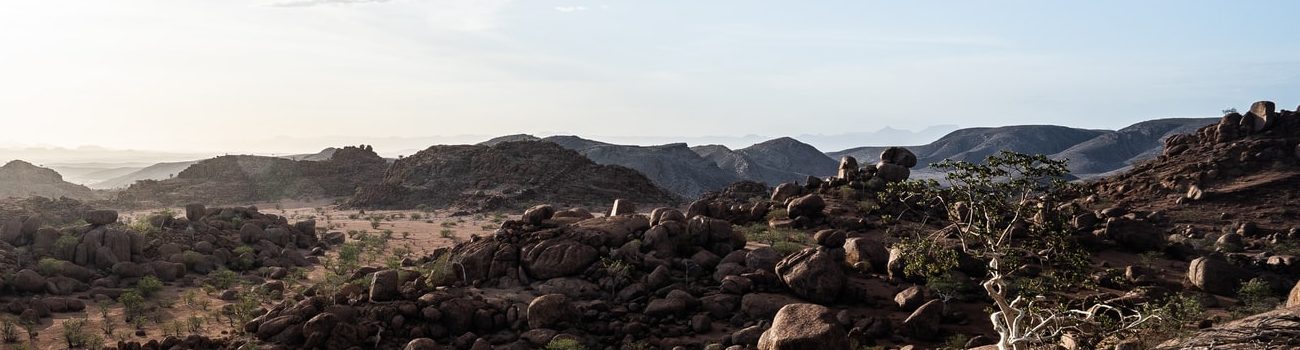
[1,0,1298,153]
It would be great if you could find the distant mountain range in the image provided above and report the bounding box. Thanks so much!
[0,118,1222,206]
[479,135,837,198]
[829,118,1217,179]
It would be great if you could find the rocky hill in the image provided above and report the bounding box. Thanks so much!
[829,120,1217,179]
[346,141,681,211]
[0,160,98,200]
[1052,118,1217,177]
[1095,102,1300,230]
[90,160,199,189]
[538,136,738,198]
[113,145,386,207]
[694,137,838,186]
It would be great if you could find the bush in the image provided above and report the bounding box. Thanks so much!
[136,276,163,297]
[37,258,63,276]
[208,269,240,290]
[62,318,90,348]
[439,229,455,239]
[1,316,18,343]
[545,338,586,350]
[1233,278,1279,317]
[118,290,146,321]
[54,234,80,253]
[764,209,789,222]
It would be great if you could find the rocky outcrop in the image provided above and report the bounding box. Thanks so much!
[757,303,850,350]
[346,141,680,211]
[114,145,386,207]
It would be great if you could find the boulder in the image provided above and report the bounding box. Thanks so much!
[404,338,441,350]
[836,156,859,179]
[522,205,556,225]
[185,204,206,222]
[1246,100,1276,132]
[746,247,781,271]
[527,294,574,330]
[874,162,910,182]
[771,183,803,203]
[880,147,918,168]
[111,262,148,278]
[786,194,826,219]
[240,224,264,244]
[812,230,845,248]
[521,239,599,280]
[757,303,850,350]
[609,199,637,216]
[895,285,925,311]
[775,248,845,304]
[843,237,888,273]
[902,299,943,340]
[644,298,688,317]
[0,218,22,245]
[86,210,118,226]
[13,269,46,293]
[1287,280,1300,308]
[369,269,401,302]
[741,293,804,319]
[1188,256,1247,296]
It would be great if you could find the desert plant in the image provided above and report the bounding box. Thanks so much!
[424,253,458,288]
[99,314,116,335]
[1233,278,1279,317]
[136,275,163,297]
[439,229,455,239]
[888,151,1152,349]
[63,318,90,348]
[545,338,587,350]
[36,258,62,276]
[209,269,241,290]
[764,209,788,222]
[1138,293,1205,342]
[54,234,80,254]
[118,290,146,321]
[1,316,18,343]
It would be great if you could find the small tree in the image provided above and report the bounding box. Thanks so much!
[887,151,1154,349]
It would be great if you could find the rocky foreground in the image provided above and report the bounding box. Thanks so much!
[4,101,1300,350]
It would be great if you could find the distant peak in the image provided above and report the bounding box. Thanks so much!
[3,160,37,168]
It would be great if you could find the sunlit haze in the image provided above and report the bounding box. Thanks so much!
[3,1,1299,154]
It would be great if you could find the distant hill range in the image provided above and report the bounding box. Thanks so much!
[0,160,99,200]
[481,135,836,198]
[347,141,681,210]
[829,118,1218,179]
[112,146,387,207]
[0,118,1223,208]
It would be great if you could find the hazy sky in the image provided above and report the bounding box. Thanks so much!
[2,0,1299,153]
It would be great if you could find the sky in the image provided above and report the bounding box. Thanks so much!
[2,0,1299,154]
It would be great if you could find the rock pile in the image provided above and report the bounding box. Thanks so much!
[0,203,325,324]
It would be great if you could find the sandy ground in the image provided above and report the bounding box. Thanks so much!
[15,204,513,350]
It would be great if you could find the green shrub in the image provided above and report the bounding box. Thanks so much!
[62,318,90,348]
[37,258,63,276]
[1233,278,1279,317]
[118,290,146,321]
[439,229,455,239]
[136,276,163,297]
[55,234,80,253]
[545,338,586,350]
[764,209,789,221]
[208,269,240,290]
